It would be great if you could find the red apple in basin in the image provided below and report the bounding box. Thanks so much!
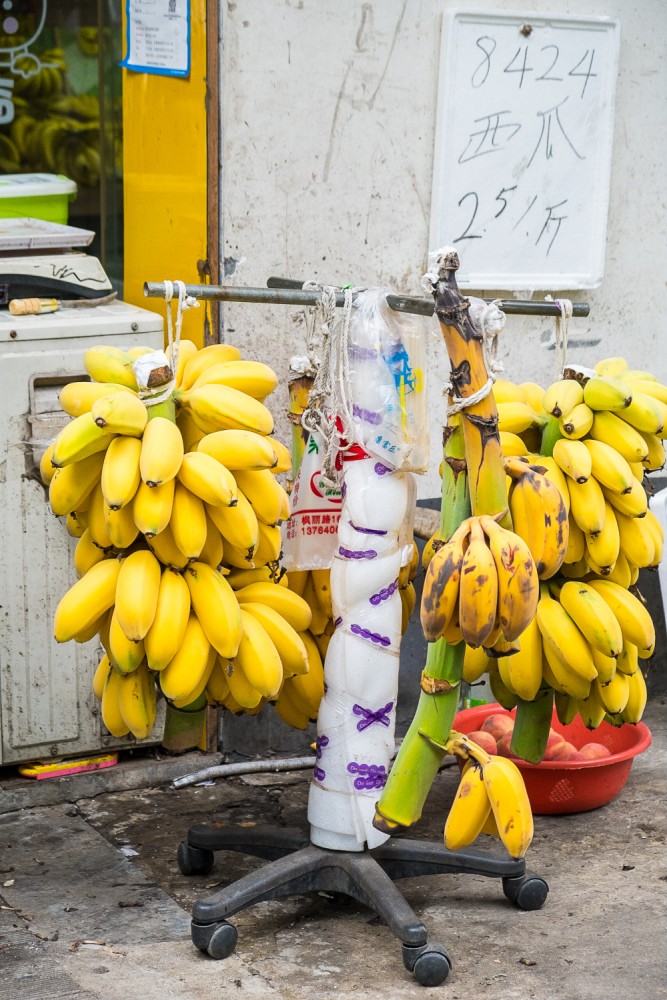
[480,713,514,742]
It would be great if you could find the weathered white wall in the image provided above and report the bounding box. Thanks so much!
[220,0,667,499]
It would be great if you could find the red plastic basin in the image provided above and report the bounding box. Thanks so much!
[453,703,652,815]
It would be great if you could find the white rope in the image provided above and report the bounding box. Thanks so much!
[544,295,573,378]
[163,279,200,384]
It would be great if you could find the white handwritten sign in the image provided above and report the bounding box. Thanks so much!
[429,11,620,290]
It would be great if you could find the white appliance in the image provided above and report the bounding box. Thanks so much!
[0,300,165,764]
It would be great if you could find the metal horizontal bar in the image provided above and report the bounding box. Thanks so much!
[144,280,589,318]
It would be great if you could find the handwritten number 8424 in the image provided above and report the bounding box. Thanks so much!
[471,39,597,97]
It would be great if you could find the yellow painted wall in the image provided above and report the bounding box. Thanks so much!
[122,0,208,346]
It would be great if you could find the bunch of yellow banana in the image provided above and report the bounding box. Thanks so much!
[504,456,569,579]
[443,732,533,859]
[420,514,538,648]
[45,340,340,736]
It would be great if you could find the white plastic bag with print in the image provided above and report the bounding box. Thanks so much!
[282,428,342,571]
[346,290,428,473]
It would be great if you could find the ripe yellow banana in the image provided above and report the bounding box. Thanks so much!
[552,438,592,484]
[400,582,417,634]
[54,557,120,642]
[480,516,538,641]
[616,639,639,676]
[206,488,259,553]
[205,656,231,704]
[577,683,607,729]
[496,400,543,434]
[499,431,528,456]
[185,561,244,658]
[178,343,242,392]
[227,565,288,590]
[191,359,278,399]
[224,657,263,710]
[558,580,623,657]
[594,357,628,378]
[146,523,190,569]
[583,439,634,493]
[444,761,492,852]
[458,516,498,648]
[39,440,57,485]
[199,515,224,569]
[49,451,105,516]
[265,436,291,473]
[59,381,135,417]
[132,478,175,537]
[183,384,274,435]
[171,481,207,559]
[139,416,184,487]
[253,521,283,566]
[582,375,632,411]
[589,410,649,463]
[93,652,112,701]
[176,409,206,452]
[167,338,198,386]
[177,451,237,507]
[84,345,138,389]
[616,510,656,568]
[52,412,114,468]
[420,519,471,642]
[117,661,157,739]
[462,643,489,683]
[618,390,665,435]
[584,501,620,574]
[542,378,584,419]
[101,666,130,737]
[595,671,629,715]
[273,683,310,729]
[74,528,106,577]
[482,755,533,859]
[567,477,607,535]
[197,427,278,470]
[601,478,648,518]
[585,580,655,658]
[640,432,665,472]
[311,568,333,619]
[498,613,542,701]
[104,500,140,550]
[234,468,288,525]
[234,582,313,632]
[590,646,616,683]
[289,631,325,717]
[171,647,217,709]
[160,613,212,702]
[643,508,664,566]
[101,436,141,510]
[241,602,309,676]
[604,550,633,589]
[92,392,147,437]
[559,402,594,440]
[563,514,585,564]
[492,378,526,405]
[536,587,597,685]
[233,609,284,699]
[144,568,191,671]
[86,483,113,548]
[621,667,647,723]
[115,549,162,641]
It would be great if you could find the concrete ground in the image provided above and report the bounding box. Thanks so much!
[1,696,665,1000]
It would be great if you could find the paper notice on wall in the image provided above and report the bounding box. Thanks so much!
[121,0,191,78]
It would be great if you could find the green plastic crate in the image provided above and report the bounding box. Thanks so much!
[0,173,77,224]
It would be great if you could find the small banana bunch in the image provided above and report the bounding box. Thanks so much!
[443,731,533,860]
[420,514,539,648]
[44,339,328,738]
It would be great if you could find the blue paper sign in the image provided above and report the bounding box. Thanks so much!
[121,0,191,78]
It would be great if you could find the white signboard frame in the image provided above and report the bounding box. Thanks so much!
[429,10,620,290]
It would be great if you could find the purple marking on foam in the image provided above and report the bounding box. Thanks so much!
[338,545,378,560]
[334,616,343,628]
[315,735,329,759]
[352,402,382,425]
[348,520,388,536]
[341,481,347,499]
[350,623,392,647]
[352,702,394,732]
[369,579,399,606]
[346,761,388,791]
[374,462,392,476]
[314,767,326,782]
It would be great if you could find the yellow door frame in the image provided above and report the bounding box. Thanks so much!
[121,0,220,348]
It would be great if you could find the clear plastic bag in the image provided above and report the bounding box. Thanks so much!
[346,290,428,473]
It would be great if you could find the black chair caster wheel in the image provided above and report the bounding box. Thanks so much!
[503,874,549,910]
[403,942,452,987]
[191,920,238,959]
[178,841,215,876]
